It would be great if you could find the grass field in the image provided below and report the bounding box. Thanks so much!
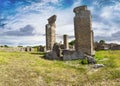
[0,50,120,86]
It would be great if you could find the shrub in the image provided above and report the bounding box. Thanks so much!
[81,58,88,64]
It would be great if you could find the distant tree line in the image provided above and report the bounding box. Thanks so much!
[68,39,106,46]
[0,45,9,48]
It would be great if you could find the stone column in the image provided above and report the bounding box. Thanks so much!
[46,15,57,51]
[63,34,69,49]
[73,5,94,55]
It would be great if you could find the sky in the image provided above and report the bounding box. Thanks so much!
[0,0,120,46]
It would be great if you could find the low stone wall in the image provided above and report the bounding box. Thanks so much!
[45,50,84,61]
[0,47,24,52]
[45,51,62,60]
[0,47,34,52]
[62,50,84,60]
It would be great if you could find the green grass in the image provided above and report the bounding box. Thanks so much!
[0,50,120,86]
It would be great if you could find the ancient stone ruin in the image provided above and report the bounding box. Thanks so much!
[63,34,69,49]
[46,15,56,51]
[0,46,34,52]
[24,47,34,52]
[37,45,46,52]
[73,5,95,55]
[45,5,96,62]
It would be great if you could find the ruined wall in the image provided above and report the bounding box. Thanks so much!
[73,5,94,55]
[46,15,56,51]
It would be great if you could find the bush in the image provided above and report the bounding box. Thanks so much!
[81,58,88,64]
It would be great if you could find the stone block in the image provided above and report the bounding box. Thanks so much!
[62,50,84,60]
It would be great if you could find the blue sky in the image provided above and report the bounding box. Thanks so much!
[0,0,120,46]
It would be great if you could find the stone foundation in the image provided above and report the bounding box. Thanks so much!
[45,49,84,61]
[45,51,62,60]
[62,50,84,60]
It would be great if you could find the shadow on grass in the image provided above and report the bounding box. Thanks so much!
[30,52,45,55]
[30,52,60,60]
[30,52,45,59]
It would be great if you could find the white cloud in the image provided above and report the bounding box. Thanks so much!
[0,35,45,46]
[100,3,120,20]
[6,0,80,45]
[1,0,77,46]
[93,3,120,43]
[1,0,120,46]
[42,0,59,4]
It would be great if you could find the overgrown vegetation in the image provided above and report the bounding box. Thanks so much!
[0,50,120,86]
[69,40,75,46]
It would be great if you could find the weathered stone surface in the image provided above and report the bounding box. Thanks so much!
[37,46,46,52]
[45,6,96,61]
[84,54,96,64]
[24,47,34,52]
[73,5,95,55]
[62,50,84,60]
[60,44,65,49]
[53,43,62,57]
[45,43,63,60]
[19,47,25,52]
[69,45,75,50]
[45,51,62,60]
[63,34,69,49]
[111,45,120,50]
[46,15,57,51]
[48,15,57,26]
[93,64,104,68]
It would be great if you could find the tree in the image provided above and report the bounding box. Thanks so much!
[4,45,9,47]
[99,40,105,44]
[17,46,23,47]
[69,40,75,46]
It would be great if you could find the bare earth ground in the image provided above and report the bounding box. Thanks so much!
[0,50,120,86]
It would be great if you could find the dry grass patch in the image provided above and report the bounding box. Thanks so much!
[0,50,120,86]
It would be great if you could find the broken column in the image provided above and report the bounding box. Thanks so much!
[63,34,69,49]
[46,15,57,51]
[73,5,94,55]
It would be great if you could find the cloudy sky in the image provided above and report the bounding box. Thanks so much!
[0,0,120,46]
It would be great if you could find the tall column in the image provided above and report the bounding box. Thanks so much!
[73,5,94,55]
[63,34,69,49]
[46,15,57,51]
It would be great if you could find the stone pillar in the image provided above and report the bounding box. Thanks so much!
[63,34,69,49]
[73,5,94,55]
[46,15,57,51]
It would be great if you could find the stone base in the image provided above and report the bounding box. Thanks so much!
[91,50,96,56]
[45,51,62,60]
[45,49,96,62]
[84,54,96,64]
[62,50,84,60]
[45,50,84,61]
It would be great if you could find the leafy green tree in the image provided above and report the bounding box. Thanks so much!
[4,45,9,47]
[99,40,105,44]
[69,40,75,46]
[0,46,3,47]
[17,46,23,47]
